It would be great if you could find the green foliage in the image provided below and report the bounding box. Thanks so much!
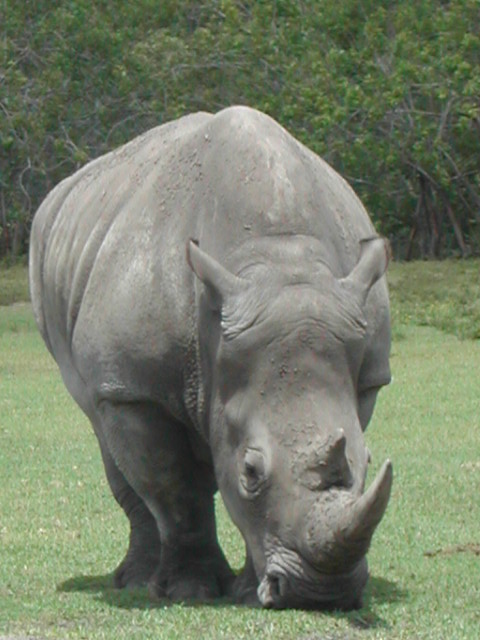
[1,302,480,638]
[1,1,479,257]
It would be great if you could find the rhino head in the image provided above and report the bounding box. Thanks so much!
[187,236,392,610]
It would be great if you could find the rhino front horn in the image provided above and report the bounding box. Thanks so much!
[339,459,393,554]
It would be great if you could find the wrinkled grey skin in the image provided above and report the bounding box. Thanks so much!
[29,106,392,610]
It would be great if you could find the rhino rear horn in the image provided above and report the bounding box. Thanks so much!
[323,429,352,488]
[342,237,390,306]
[187,239,244,308]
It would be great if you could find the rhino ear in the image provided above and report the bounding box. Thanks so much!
[186,239,244,309]
[341,236,390,306]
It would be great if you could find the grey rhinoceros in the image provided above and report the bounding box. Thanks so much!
[29,106,392,610]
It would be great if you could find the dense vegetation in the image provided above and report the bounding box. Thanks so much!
[1,0,479,258]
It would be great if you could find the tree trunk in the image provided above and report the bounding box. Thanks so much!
[11,221,25,258]
[0,191,9,258]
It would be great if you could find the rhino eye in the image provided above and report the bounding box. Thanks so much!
[239,449,268,498]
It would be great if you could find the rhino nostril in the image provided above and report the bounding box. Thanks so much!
[258,572,288,608]
[269,575,281,598]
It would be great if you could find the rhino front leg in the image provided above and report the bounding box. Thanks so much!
[232,551,260,606]
[95,436,161,588]
[96,400,234,602]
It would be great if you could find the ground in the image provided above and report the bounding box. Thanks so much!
[0,261,479,639]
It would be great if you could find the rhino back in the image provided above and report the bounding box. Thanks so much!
[194,106,376,274]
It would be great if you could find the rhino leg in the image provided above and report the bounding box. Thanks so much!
[232,551,260,606]
[96,400,234,602]
[96,440,161,588]
[54,366,162,588]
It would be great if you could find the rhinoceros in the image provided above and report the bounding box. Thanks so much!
[29,106,392,610]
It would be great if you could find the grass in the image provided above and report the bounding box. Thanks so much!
[1,260,480,639]
[388,259,480,340]
[0,259,30,306]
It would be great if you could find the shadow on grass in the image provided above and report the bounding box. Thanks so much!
[58,574,157,609]
[340,575,409,631]
[58,573,239,611]
[58,572,408,626]
[366,575,409,606]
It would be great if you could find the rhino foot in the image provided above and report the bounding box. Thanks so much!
[231,555,260,606]
[113,553,160,589]
[147,543,235,603]
[149,573,222,603]
[113,528,161,588]
[232,583,260,606]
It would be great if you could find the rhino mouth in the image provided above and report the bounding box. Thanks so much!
[257,549,368,610]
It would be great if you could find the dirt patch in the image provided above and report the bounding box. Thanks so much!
[460,461,480,471]
[424,543,480,558]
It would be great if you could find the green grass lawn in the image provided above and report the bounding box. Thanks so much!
[0,262,479,639]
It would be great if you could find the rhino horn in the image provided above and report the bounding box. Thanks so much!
[323,429,352,488]
[303,459,392,570]
[339,459,393,554]
[187,239,244,308]
[341,237,390,306]
[327,429,346,457]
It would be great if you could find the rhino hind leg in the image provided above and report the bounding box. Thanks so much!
[97,441,162,588]
[96,399,234,602]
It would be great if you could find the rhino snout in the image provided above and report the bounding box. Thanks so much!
[256,553,368,610]
[255,460,392,610]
